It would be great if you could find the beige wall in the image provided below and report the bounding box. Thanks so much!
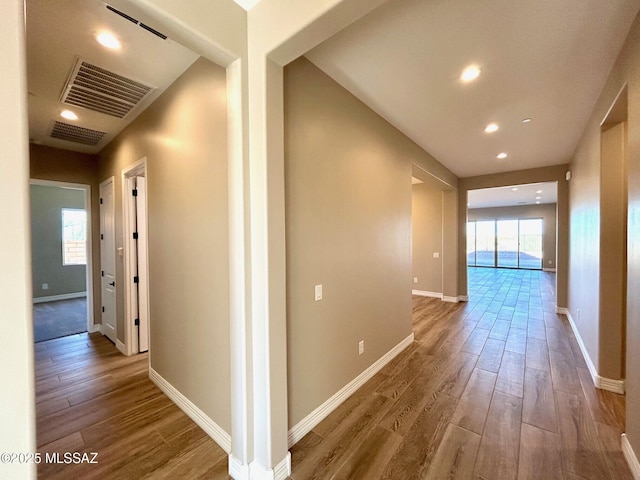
[284,57,459,426]
[30,145,101,325]
[98,57,231,432]
[412,183,443,293]
[468,203,557,270]
[458,165,569,307]
[569,10,640,454]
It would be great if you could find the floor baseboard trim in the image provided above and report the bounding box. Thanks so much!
[287,333,414,448]
[88,323,101,334]
[622,434,640,480]
[115,339,126,355]
[542,267,557,272]
[229,455,249,480]
[411,290,442,299]
[459,295,469,302]
[228,454,291,480]
[149,367,231,453]
[564,310,625,394]
[33,292,87,304]
[442,296,459,303]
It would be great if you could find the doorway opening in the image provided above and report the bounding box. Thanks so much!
[30,179,94,341]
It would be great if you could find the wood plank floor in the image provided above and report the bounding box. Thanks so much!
[34,333,229,479]
[290,268,631,480]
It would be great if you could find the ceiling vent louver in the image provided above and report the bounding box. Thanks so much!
[61,59,156,119]
[50,121,107,146]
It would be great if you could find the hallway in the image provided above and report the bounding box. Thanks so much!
[289,268,630,479]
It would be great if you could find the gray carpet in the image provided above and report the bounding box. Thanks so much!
[33,298,87,343]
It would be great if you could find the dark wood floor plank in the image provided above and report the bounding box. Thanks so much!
[517,423,564,480]
[555,390,611,480]
[522,367,557,433]
[461,327,490,355]
[525,337,550,372]
[424,423,481,479]
[549,349,582,395]
[474,390,522,480]
[451,368,496,434]
[576,367,625,430]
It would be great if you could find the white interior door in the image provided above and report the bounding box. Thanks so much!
[135,177,149,353]
[100,178,117,343]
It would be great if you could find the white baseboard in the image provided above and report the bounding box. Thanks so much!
[88,323,101,334]
[563,310,625,394]
[542,267,556,272]
[287,332,414,447]
[33,292,86,304]
[442,296,459,303]
[116,339,127,355]
[149,367,231,453]
[459,295,469,302]
[412,290,442,299]
[228,454,291,480]
[622,434,640,480]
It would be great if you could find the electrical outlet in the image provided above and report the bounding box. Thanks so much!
[315,284,323,301]
[358,340,364,355]
[413,277,418,283]
[42,283,48,290]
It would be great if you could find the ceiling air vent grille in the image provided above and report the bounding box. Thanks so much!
[50,121,107,146]
[61,60,156,119]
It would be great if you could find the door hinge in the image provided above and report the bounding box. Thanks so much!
[133,232,138,240]
[132,189,138,197]
[100,234,104,240]
[134,318,139,326]
[100,198,103,204]
[102,306,105,313]
[133,276,139,284]
[101,270,104,277]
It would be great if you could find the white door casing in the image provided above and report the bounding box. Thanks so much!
[135,176,149,353]
[100,178,116,343]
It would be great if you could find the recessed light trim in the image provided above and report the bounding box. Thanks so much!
[484,123,499,133]
[536,201,541,204]
[497,152,508,159]
[60,110,78,121]
[511,187,518,191]
[96,32,122,50]
[460,65,481,82]
[535,196,541,200]
[536,190,542,194]
[522,118,532,123]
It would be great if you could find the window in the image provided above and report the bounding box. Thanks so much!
[62,209,87,265]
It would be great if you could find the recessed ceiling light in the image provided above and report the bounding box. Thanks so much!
[497,152,508,159]
[511,187,518,191]
[484,123,499,133]
[536,201,541,204]
[522,118,532,123]
[535,190,542,194]
[60,110,78,121]
[535,196,541,200]
[460,65,481,82]
[96,32,122,50]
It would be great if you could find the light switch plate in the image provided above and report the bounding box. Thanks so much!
[358,340,364,355]
[433,252,440,258]
[315,284,322,301]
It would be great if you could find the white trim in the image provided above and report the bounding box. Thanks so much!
[228,454,291,480]
[542,267,556,272]
[442,296,460,303]
[229,455,250,480]
[149,367,232,453]
[622,434,640,480]
[563,310,625,394]
[33,292,86,304]
[287,333,414,447]
[30,179,94,334]
[459,295,469,302]
[411,290,442,299]
[116,339,127,355]
[88,323,101,334]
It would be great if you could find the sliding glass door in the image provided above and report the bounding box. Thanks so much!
[467,218,543,269]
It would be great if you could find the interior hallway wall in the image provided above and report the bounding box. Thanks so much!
[284,57,458,427]
[98,57,231,433]
[569,9,640,456]
[412,182,443,294]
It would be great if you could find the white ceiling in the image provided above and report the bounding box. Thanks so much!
[468,182,557,209]
[26,0,199,154]
[307,0,640,178]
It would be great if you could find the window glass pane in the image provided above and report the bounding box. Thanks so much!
[519,218,542,269]
[467,221,476,266]
[62,209,87,265]
[475,220,495,267]
[497,220,519,268]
